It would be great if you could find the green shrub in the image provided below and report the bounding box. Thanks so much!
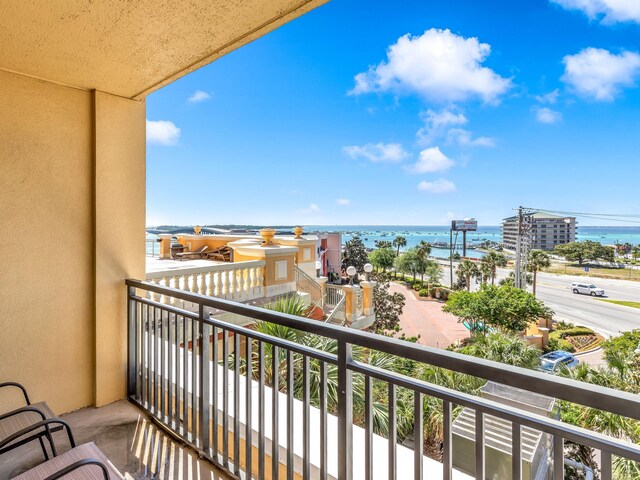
[601,329,640,363]
[439,288,451,301]
[547,333,576,352]
[554,320,575,331]
[555,326,594,338]
[418,289,428,297]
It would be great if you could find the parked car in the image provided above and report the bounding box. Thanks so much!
[570,282,605,296]
[539,351,579,373]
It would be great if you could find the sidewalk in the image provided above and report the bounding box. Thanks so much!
[390,283,469,349]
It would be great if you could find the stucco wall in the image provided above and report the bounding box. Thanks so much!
[94,91,146,407]
[0,71,146,413]
[0,70,95,413]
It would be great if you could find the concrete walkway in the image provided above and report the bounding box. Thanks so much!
[390,283,469,349]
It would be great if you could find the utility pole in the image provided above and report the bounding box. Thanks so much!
[514,206,532,290]
[449,227,454,287]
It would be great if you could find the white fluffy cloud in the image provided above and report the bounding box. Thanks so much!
[188,90,212,103]
[407,147,455,174]
[336,198,351,206]
[300,204,320,214]
[562,48,640,101]
[417,179,456,194]
[350,28,512,104]
[146,120,181,146]
[343,143,409,163]
[535,107,563,124]
[417,108,468,143]
[551,0,640,24]
[446,128,495,147]
[535,89,560,104]
[417,108,494,147]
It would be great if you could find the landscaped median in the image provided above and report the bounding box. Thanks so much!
[597,299,640,309]
[548,321,603,353]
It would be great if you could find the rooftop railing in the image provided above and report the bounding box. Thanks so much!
[126,279,640,480]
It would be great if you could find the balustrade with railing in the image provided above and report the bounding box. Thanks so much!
[145,261,265,303]
[295,266,323,306]
[324,283,343,308]
[126,279,640,480]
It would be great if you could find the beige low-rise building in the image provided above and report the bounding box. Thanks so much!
[502,212,576,251]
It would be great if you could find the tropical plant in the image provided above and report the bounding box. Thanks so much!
[555,241,615,265]
[416,241,432,283]
[527,249,551,296]
[480,250,508,285]
[368,247,396,272]
[456,259,480,291]
[374,240,393,249]
[499,271,533,287]
[392,236,407,278]
[453,331,541,369]
[395,249,420,281]
[601,330,640,364]
[370,273,406,334]
[443,285,553,334]
[342,236,369,274]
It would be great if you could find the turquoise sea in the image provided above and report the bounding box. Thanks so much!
[306,225,640,259]
[147,225,640,260]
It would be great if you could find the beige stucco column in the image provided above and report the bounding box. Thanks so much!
[316,276,328,302]
[159,234,172,259]
[360,281,376,317]
[228,242,298,298]
[539,327,550,348]
[94,91,146,407]
[342,285,358,324]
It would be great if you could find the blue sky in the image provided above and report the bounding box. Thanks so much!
[146,0,640,226]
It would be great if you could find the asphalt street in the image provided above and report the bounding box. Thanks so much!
[437,262,640,338]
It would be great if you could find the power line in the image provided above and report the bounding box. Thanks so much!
[521,208,640,224]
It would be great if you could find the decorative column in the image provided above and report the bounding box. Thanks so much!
[539,327,550,349]
[315,276,328,305]
[159,234,172,259]
[360,281,376,317]
[342,285,358,324]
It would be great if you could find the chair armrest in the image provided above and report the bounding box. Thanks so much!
[0,405,47,422]
[43,458,110,480]
[0,382,30,405]
[0,418,75,451]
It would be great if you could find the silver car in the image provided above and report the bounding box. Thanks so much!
[571,282,605,296]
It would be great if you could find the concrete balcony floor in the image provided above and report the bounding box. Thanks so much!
[0,400,233,479]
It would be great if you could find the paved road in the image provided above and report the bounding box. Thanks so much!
[437,262,640,338]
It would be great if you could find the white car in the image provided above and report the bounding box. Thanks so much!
[571,282,605,296]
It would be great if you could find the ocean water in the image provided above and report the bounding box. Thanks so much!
[306,225,640,259]
[147,225,640,259]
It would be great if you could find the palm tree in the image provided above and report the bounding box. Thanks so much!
[416,241,432,283]
[480,250,508,285]
[393,236,407,278]
[479,261,492,285]
[527,249,551,296]
[456,259,479,291]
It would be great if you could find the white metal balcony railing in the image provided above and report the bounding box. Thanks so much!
[145,261,266,303]
[126,279,640,480]
[324,284,343,308]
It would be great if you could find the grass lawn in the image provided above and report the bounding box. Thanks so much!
[597,299,640,309]
[545,263,640,282]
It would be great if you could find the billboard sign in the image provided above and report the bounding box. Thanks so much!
[452,219,478,232]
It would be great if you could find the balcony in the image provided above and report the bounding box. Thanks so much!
[122,279,640,480]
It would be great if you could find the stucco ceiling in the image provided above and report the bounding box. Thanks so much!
[0,0,326,99]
